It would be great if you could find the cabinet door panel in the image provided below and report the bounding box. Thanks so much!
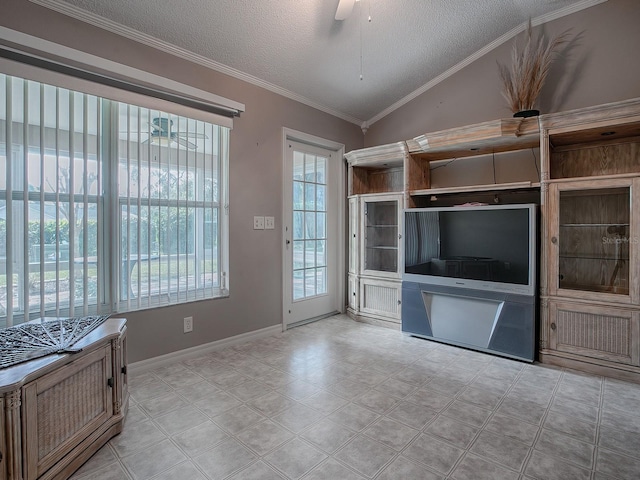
[548,179,639,304]
[360,278,401,320]
[360,194,402,278]
[348,274,359,311]
[549,300,639,365]
[23,346,113,480]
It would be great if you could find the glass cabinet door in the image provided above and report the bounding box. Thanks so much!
[362,196,401,275]
[557,185,630,296]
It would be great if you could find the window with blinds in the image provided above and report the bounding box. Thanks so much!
[0,73,229,328]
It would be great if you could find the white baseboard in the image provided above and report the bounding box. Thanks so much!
[128,324,283,374]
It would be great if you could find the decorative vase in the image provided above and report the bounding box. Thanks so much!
[513,109,540,118]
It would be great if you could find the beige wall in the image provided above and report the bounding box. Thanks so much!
[1,0,364,362]
[365,0,640,146]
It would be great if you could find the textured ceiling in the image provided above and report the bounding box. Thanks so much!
[32,0,599,126]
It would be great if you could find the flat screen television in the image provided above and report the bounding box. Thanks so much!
[403,204,537,296]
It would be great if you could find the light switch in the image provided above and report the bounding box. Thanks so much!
[265,216,275,230]
[253,216,265,229]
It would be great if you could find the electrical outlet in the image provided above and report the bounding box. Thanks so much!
[183,316,193,333]
[265,216,275,230]
[253,216,265,229]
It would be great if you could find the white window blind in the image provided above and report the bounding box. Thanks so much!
[0,73,229,329]
[115,104,226,312]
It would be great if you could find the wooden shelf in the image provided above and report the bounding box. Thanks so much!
[559,283,629,295]
[560,254,629,260]
[542,97,640,141]
[410,181,536,197]
[560,223,629,227]
[407,117,540,161]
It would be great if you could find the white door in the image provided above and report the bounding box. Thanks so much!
[284,140,340,327]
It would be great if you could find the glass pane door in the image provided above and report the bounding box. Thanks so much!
[292,151,327,300]
[559,187,630,295]
[284,139,339,328]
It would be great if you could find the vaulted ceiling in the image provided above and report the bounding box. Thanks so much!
[30,0,603,127]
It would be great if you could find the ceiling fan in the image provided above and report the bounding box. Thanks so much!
[145,117,207,150]
[335,0,358,20]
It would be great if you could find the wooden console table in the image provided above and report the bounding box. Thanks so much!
[0,318,128,480]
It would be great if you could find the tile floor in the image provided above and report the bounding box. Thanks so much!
[71,314,640,480]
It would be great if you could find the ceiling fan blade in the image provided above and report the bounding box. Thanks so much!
[335,0,356,20]
[175,136,198,150]
[177,132,209,139]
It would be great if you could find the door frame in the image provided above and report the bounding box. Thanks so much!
[281,128,346,331]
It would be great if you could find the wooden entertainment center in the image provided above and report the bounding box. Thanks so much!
[346,97,640,381]
[0,318,128,480]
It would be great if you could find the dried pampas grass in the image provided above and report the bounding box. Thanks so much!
[498,20,570,114]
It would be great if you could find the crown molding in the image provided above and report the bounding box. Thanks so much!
[28,0,365,126]
[344,141,407,166]
[366,0,608,126]
[29,0,606,129]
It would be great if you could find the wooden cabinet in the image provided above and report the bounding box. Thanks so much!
[0,318,128,480]
[539,98,640,380]
[347,193,403,326]
[345,97,640,381]
[346,144,406,328]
